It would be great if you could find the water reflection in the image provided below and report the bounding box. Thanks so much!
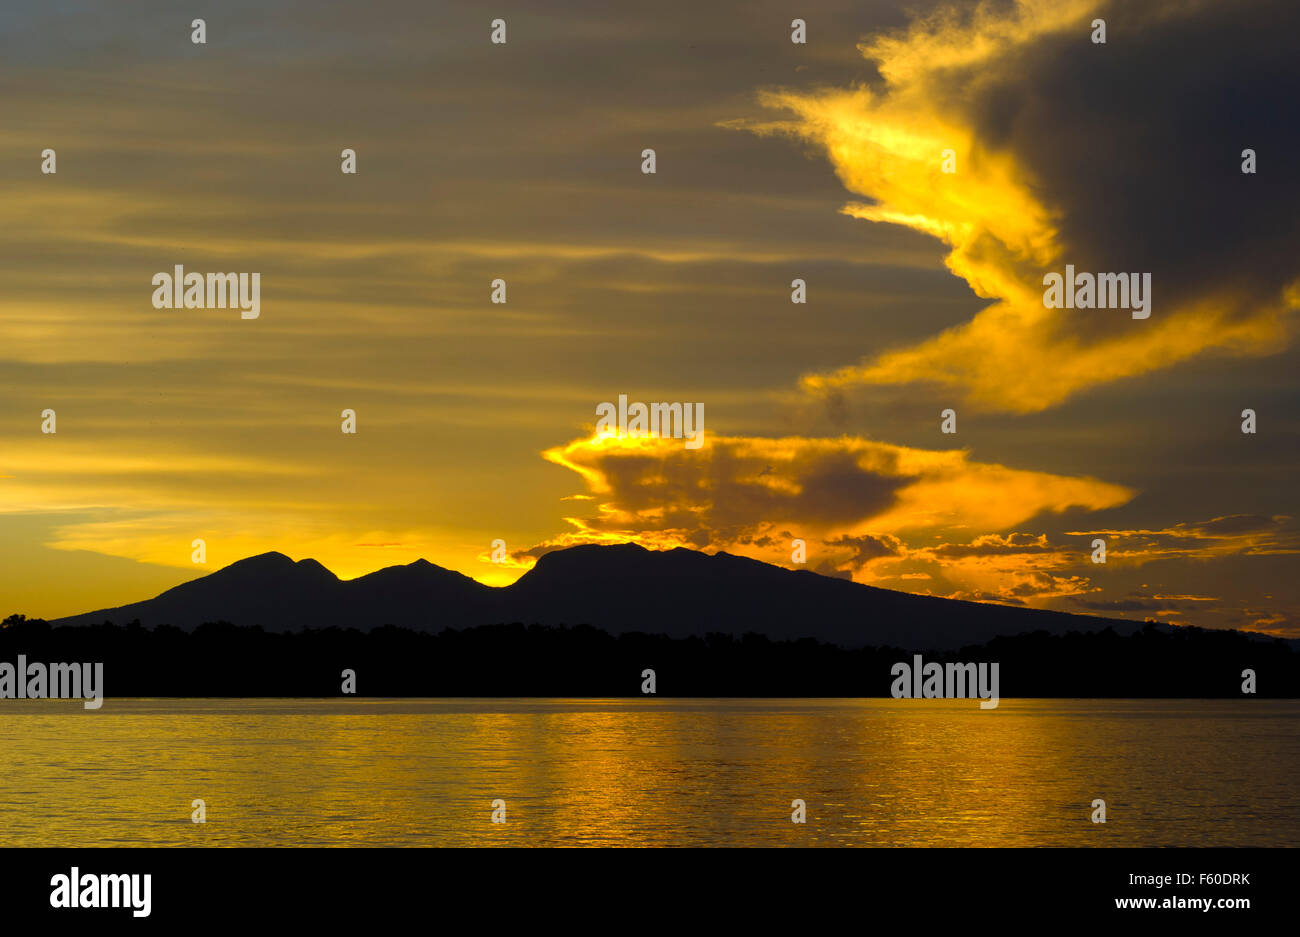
[0,699,1294,846]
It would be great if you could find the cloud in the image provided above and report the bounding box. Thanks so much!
[879,532,1096,606]
[737,0,1300,412]
[1072,591,1220,613]
[928,532,1058,558]
[1067,514,1300,563]
[537,432,1134,574]
[824,533,901,565]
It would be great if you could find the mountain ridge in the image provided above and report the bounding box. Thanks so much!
[50,543,1157,650]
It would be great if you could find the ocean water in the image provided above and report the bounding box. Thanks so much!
[0,698,1295,847]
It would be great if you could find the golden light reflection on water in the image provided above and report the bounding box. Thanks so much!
[0,699,1295,846]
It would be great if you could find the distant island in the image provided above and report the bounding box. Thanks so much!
[4,544,1297,698]
[52,543,1184,648]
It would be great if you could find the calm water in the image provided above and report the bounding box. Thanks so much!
[0,698,1295,847]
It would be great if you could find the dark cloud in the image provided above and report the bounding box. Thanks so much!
[824,533,900,565]
[1078,514,1300,559]
[968,0,1300,331]
[930,533,1058,559]
[1075,597,1187,613]
[1193,514,1282,535]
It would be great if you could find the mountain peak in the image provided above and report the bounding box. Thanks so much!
[219,553,337,583]
[292,557,340,582]
[529,541,648,570]
[225,551,295,571]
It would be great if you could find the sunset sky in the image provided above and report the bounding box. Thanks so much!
[2,0,1297,635]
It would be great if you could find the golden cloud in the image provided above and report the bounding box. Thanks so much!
[736,0,1300,412]
[537,432,1134,574]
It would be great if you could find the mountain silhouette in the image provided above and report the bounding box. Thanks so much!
[52,543,1152,649]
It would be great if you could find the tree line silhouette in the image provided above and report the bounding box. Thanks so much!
[2,614,1295,697]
